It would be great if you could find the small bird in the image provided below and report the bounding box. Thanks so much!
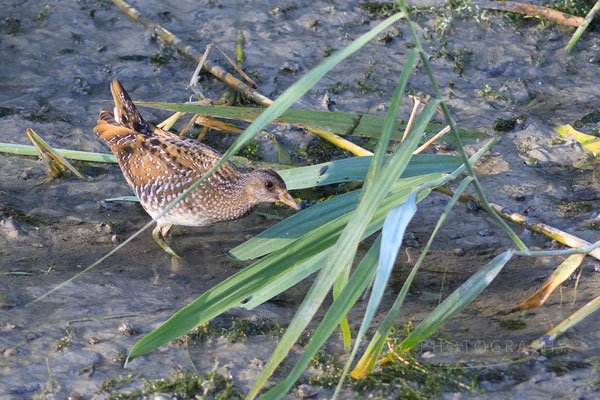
[94,79,299,257]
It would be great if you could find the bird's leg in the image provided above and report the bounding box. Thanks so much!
[152,223,180,258]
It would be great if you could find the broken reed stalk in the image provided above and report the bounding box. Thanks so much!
[413,125,450,155]
[110,0,270,106]
[475,1,584,27]
[25,128,85,180]
[157,111,184,130]
[401,97,422,143]
[435,186,600,261]
[195,117,244,135]
[566,0,600,53]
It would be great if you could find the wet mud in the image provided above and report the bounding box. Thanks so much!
[1,0,600,398]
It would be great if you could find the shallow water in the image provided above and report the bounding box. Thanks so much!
[1,0,600,398]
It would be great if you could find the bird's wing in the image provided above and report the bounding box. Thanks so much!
[94,120,239,189]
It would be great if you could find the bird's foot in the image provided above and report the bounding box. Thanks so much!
[153,224,180,258]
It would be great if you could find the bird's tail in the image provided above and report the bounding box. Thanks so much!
[105,78,152,135]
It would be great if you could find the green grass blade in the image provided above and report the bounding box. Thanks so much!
[333,50,417,350]
[398,0,526,251]
[348,138,497,378]
[259,236,382,400]
[105,196,139,202]
[351,175,474,377]
[398,251,513,351]
[240,250,329,310]
[280,153,461,190]
[0,142,118,163]
[247,102,438,400]
[565,1,600,53]
[334,192,417,398]
[137,104,486,146]
[363,48,417,189]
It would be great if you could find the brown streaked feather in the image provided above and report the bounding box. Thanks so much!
[99,108,118,125]
[94,119,241,197]
[110,79,153,135]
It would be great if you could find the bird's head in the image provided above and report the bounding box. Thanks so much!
[242,168,300,210]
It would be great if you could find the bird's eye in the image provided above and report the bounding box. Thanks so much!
[265,180,274,189]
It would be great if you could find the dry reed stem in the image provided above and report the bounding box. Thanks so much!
[111,0,270,106]
[413,125,450,155]
[179,114,199,137]
[195,117,244,135]
[401,98,422,143]
[157,111,185,130]
[476,1,584,26]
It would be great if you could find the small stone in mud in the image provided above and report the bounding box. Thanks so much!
[66,215,83,225]
[87,337,100,345]
[117,322,137,335]
[524,157,540,167]
[453,248,465,256]
[295,384,318,398]
[24,332,38,341]
[111,351,126,364]
[450,233,464,240]
[248,358,264,367]
[374,103,387,113]
[0,217,26,240]
[280,61,300,73]
[589,56,600,64]
[270,2,297,15]
[510,192,526,201]
[465,200,479,213]
[20,169,32,180]
[478,228,495,237]
[3,347,18,357]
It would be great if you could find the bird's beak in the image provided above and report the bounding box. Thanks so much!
[278,189,301,210]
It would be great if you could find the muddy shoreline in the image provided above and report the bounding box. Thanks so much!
[2,0,600,399]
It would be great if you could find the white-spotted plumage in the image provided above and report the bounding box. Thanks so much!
[94,79,299,255]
